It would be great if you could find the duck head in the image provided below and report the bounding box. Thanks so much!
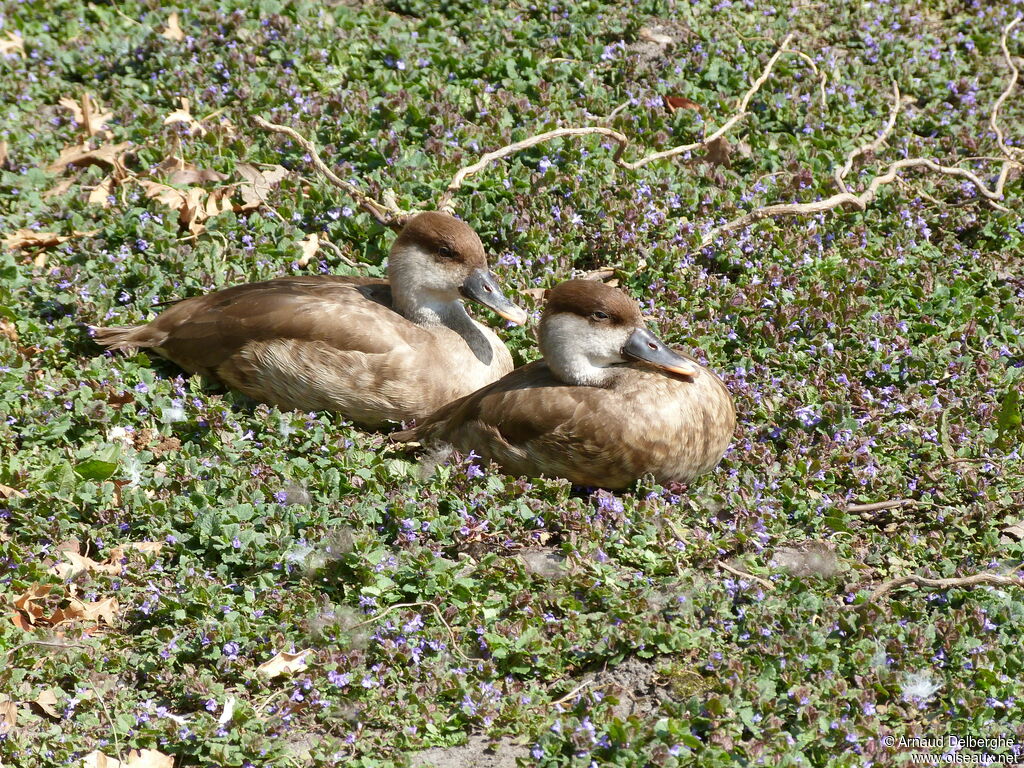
[539,279,699,386]
[388,212,527,326]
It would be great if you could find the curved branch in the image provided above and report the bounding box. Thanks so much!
[253,116,409,231]
[851,571,1024,607]
[436,33,796,212]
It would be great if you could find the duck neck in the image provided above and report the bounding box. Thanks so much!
[393,290,467,328]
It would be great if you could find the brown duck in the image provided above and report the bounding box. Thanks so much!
[92,212,527,427]
[393,279,735,488]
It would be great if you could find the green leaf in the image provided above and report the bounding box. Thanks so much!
[996,389,1022,433]
[74,459,119,481]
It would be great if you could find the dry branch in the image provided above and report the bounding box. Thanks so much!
[852,571,1024,607]
[782,48,827,107]
[700,18,1023,251]
[992,17,1023,164]
[845,498,922,514]
[436,33,796,212]
[718,560,774,590]
[834,80,902,194]
[253,116,409,230]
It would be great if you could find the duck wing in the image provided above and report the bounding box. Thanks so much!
[130,276,430,374]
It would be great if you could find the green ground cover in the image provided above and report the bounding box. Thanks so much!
[1,0,1023,765]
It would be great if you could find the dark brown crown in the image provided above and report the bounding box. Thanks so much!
[394,211,487,269]
[543,280,643,326]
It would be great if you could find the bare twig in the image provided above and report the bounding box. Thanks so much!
[835,80,902,194]
[253,116,409,230]
[852,571,1024,606]
[717,561,774,590]
[782,47,827,107]
[845,499,923,514]
[549,680,595,708]
[992,17,1023,163]
[436,34,795,212]
[701,18,1022,249]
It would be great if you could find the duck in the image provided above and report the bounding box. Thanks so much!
[92,211,528,427]
[392,279,735,488]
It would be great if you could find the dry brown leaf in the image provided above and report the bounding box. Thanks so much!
[663,95,701,113]
[51,550,122,581]
[82,750,120,768]
[72,596,120,625]
[43,177,76,200]
[237,163,287,207]
[46,142,132,174]
[0,481,25,498]
[88,175,116,207]
[638,26,674,46]
[1000,521,1024,541]
[297,233,320,267]
[160,12,185,42]
[704,136,732,168]
[34,690,61,720]
[0,695,17,733]
[138,179,188,209]
[164,97,205,135]
[202,187,234,219]
[0,31,25,59]
[167,164,228,185]
[107,541,164,564]
[11,612,32,631]
[3,230,69,251]
[13,584,52,623]
[0,140,7,167]
[83,748,175,768]
[257,649,314,678]
[58,94,113,138]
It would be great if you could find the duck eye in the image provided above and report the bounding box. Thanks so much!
[438,245,454,259]
[591,311,609,321]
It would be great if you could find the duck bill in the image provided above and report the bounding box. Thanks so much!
[622,328,699,377]
[460,269,528,325]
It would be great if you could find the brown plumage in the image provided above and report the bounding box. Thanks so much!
[92,212,527,427]
[393,279,735,489]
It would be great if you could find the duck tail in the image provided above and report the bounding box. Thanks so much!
[90,324,153,353]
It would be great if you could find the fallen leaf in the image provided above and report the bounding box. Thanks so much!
[164,97,205,135]
[13,584,51,624]
[86,746,175,767]
[107,541,164,563]
[46,142,132,174]
[88,175,116,207]
[3,230,69,251]
[43,177,76,200]
[236,163,287,208]
[58,94,113,138]
[297,233,319,267]
[663,95,701,113]
[0,140,7,167]
[0,31,25,59]
[11,612,32,631]
[160,12,185,42]
[166,162,228,185]
[0,695,17,733]
[51,550,122,580]
[257,649,314,678]
[638,26,674,46]
[34,690,61,719]
[704,136,732,167]
[0,482,25,498]
[1000,521,1024,542]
